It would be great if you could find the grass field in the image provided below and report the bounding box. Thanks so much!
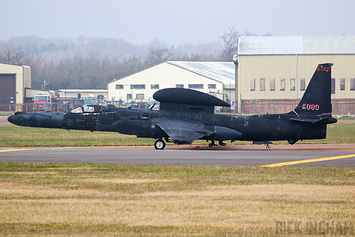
[0,163,354,236]
[0,121,355,147]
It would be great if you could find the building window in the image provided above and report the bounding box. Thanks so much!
[130,84,145,89]
[176,84,184,88]
[331,78,335,94]
[350,78,355,91]
[250,79,255,91]
[208,84,216,89]
[340,78,345,91]
[290,78,295,91]
[136,94,144,100]
[280,79,285,91]
[260,78,265,91]
[116,84,124,89]
[270,78,275,91]
[188,84,203,89]
[151,84,159,89]
[127,94,132,100]
[300,78,306,91]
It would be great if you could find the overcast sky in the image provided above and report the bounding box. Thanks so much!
[1,0,354,45]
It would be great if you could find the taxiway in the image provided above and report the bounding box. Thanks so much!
[1,144,355,167]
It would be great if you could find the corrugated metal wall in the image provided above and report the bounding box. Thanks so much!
[0,74,16,111]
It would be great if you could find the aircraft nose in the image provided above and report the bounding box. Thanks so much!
[7,115,14,124]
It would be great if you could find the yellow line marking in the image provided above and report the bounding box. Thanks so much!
[0,148,48,153]
[262,154,355,167]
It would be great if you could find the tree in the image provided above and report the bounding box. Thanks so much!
[219,27,239,61]
[0,34,260,89]
[146,47,171,66]
[0,45,26,64]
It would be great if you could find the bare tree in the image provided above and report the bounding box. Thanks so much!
[1,35,263,89]
[146,47,171,66]
[0,45,15,63]
[219,27,239,61]
[0,45,27,64]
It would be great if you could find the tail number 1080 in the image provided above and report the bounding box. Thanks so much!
[302,104,319,110]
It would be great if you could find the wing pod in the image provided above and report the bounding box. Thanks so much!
[153,88,230,107]
[153,88,230,113]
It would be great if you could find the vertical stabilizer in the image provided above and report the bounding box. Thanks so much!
[294,63,333,116]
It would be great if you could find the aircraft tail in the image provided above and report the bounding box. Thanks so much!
[293,63,333,116]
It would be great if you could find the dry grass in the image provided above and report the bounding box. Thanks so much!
[1,184,354,236]
[0,164,355,236]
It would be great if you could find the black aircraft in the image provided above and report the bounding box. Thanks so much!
[8,63,337,150]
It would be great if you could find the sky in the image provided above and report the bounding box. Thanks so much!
[1,0,354,45]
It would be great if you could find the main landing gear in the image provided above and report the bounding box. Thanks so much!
[253,141,272,150]
[208,140,226,147]
[154,139,201,150]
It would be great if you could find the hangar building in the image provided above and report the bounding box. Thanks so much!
[107,61,235,106]
[0,63,31,111]
[236,36,355,114]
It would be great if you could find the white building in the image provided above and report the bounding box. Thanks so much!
[55,89,107,104]
[107,61,235,106]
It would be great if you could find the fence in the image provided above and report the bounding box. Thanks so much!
[240,99,355,115]
[1,100,355,116]
[0,102,80,114]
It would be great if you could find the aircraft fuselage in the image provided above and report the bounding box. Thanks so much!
[62,106,330,143]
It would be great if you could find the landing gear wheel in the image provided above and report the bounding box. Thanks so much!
[266,144,271,150]
[208,143,213,147]
[154,139,165,150]
[195,146,200,150]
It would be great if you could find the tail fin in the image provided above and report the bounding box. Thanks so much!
[294,63,333,116]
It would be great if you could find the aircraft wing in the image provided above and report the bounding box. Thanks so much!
[153,119,212,144]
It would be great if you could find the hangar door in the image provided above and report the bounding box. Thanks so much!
[0,74,16,110]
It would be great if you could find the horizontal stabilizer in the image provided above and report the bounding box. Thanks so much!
[290,117,337,124]
[290,117,327,123]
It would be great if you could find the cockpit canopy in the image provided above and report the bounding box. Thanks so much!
[71,104,103,113]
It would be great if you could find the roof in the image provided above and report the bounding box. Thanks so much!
[56,89,107,93]
[167,61,235,89]
[238,36,355,55]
